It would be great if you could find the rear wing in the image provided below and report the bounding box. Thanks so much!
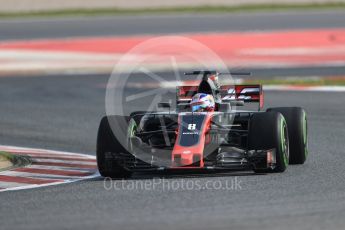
[177,85,264,110]
[220,85,264,109]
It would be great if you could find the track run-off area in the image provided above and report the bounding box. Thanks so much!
[0,145,98,192]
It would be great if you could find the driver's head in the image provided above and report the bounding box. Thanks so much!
[190,93,215,112]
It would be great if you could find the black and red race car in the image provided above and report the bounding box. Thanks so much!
[97,70,308,178]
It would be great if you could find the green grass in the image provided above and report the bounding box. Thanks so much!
[0,151,13,161]
[0,3,345,18]
[0,151,31,170]
[0,151,13,171]
[243,77,345,86]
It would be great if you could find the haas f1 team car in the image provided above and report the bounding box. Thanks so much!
[97,71,308,178]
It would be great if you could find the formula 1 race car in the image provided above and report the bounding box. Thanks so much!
[97,70,308,178]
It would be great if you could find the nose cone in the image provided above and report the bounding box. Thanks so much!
[173,151,202,167]
[172,113,213,168]
[180,151,193,166]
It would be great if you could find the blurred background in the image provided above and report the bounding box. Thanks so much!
[0,0,345,12]
[0,0,345,81]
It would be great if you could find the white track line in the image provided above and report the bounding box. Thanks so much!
[1,171,86,180]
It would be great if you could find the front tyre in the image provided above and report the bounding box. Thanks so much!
[248,111,289,173]
[267,107,308,164]
[97,116,132,178]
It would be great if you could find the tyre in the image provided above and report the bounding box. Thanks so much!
[267,107,308,164]
[248,111,289,173]
[97,115,132,178]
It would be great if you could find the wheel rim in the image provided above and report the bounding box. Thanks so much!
[127,119,137,151]
[303,112,308,157]
[281,118,289,166]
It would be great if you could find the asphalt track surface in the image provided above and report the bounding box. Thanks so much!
[1,11,345,230]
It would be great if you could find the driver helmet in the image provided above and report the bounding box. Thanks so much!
[190,93,215,112]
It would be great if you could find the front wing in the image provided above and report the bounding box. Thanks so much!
[109,148,277,172]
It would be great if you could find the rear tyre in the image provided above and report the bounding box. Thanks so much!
[97,116,132,178]
[248,111,289,173]
[267,107,308,164]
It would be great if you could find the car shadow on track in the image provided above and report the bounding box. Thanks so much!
[88,170,264,182]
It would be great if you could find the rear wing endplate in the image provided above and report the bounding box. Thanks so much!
[220,85,264,109]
